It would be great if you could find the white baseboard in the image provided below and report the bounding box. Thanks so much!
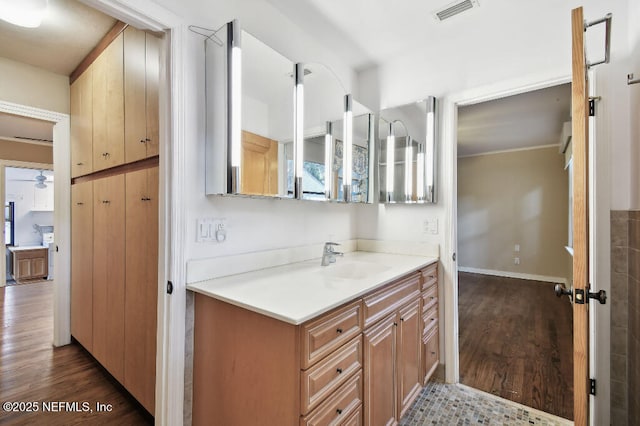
[458,266,567,284]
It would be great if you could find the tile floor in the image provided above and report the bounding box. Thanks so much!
[400,380,573,426]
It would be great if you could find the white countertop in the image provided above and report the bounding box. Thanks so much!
[187,251,438,325]
[8,245,49,252]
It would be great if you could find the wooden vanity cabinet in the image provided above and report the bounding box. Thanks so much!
[192,262,439,426]
[10,249,48,282]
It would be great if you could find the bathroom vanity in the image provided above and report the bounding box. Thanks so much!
[188,251,439,425]
[8,246,49,282]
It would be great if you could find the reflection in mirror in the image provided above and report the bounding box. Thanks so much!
[204,20,295,197]
[379,97,437,204]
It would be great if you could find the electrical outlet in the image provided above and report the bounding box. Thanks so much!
[429,218,439,235]
[514,257,520,265]
[422,220,429,233]
[197,218,227,243]
[514,244,520,252]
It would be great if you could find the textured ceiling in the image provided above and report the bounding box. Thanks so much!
[0,0,116,76]
[457,83,571,157]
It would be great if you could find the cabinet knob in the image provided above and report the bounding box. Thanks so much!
[400,318,405,322]
[76,162,84,166]
[102,200,110,204]
[102,152,110,158]
[336,409,342,415]
[431,318,435,321]
[336,368,342,374]
[140,139,147,144]
[146,138,151,142]
[431,351,436,355]
[336,328,342,334]
[429,275,435,279]
[141,197,151,201]
[393,322,398,326]
[76,202,84,206]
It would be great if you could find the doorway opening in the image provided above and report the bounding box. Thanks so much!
[455,83,574,419]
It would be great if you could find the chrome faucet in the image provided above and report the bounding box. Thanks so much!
[321,242,343,266]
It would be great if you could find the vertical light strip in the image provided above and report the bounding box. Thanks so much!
[416,147,425,200]
[227,20,242,193]
[405,139,413,201]
[293,63,304,199]
[425,97,436,202]
[324,121,333,199]
[367,113,375,203]
[343,94,353,202]
[386,122,395,199]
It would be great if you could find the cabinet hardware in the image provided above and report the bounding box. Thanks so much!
[431,351,436,355]
[431,318,435,321]
[336,328,342,334]
[336,409,342,415]
[400,318,405,322]
[167,281,174,294]
[574,288,607,304]
[336,368,342,374]
[102,200,110,204]
[102,152,110,158]
[76,202,84,205]
[430,296,435,300]
[429,275,434,279]
[77,162,84,166]
[140,139,147,144]
[590,378,597,395]
[146,138,151,142]
[141,197,151,201]
[393,322,398,326]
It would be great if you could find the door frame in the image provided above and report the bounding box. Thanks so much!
[442,72,610,424]
[81,1,187,424]
[0,159,55,287]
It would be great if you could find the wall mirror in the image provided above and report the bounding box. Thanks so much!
[378,97,437,204]
[205,21,295,198]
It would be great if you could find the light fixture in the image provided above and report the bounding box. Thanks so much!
[293,63,305,199]
[343,94,353,202]
[35,171,47,189]
[0,0,48,28]
[425,97,436,202]
[227,20,242,193]
[386,122,395,201]
[324,121,333,199]
[416,146,425,201]
[405,139,413,201]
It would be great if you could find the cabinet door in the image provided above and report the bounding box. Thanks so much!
[16,258,31,280]
[71,181,93,350]
[93,174,125,381]
[124,166,158,413]
[71,68,93,177]
[124,27,160,162]
[31,257,46,278]
[397,299,422,419]
[422,328,439,385]
[124,26,147,163]
[145,33,160,157]
[241,131,278,195]
[363,314,397,426]
[93,33,124,171]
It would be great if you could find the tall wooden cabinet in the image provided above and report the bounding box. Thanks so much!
[71,181,94,350]
[124,167,159,413]
[70,22,160,417]
[92,174,126,382]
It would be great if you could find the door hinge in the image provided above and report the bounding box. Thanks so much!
[576,287,607,304]
[589,99,596,116]
[590,378,596,396]
[167,280,174,295]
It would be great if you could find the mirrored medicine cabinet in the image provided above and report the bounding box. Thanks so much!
[379,98,438,204]
[204,20,375,203]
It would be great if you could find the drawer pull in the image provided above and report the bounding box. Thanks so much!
[429,275,435,279]
[102,200,110,204]
[431,318,436,322]
[336,409,343,415]
[76,202,84,205]
[76,162,84,166]
[140,139,147,144]
[102,152,110,158]
[336,368,343,374]
[430,296,435,300]
[400,318,405,322]
[431,351,436,355]
[146,138,152,142]
[336,328,343,334]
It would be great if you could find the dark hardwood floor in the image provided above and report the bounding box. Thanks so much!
[0,281,152,425]
[458,272,574,420]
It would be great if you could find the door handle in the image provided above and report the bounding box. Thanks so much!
[554,283,573,301]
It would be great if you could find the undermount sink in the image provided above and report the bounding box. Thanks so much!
[321,260,391,280]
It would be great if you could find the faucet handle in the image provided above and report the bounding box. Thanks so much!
[325,241,340,246]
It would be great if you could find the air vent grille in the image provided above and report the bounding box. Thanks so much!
[434,0,478,21]
[13,136,53,143]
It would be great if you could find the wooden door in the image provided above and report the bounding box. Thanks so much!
[571,7,590,426]
[70,68,93,177]
[363,314,397,426]
[93,33,124,171]
[71,181,93,350]
[93,174,125,382]
[124,26,147,163]
[124,166,159,413]
[397,299,421,419]
[241,130,278,195]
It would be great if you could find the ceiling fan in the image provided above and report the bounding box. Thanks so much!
[35,171,47,189]
[7,169,53,188]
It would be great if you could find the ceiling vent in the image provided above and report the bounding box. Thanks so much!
[434,0,479,21]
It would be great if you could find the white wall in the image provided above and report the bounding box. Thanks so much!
[150,0,360,262]
[0,57,70,114]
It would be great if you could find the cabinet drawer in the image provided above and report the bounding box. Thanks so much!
[341,404,362,426]
[421,264,438,291]
[423,327,439,384]
[302,336,363,414]
[422,304,438,336]
[363,273,420,328]
[300,370,362,426]
[301,301,363,369]
[421,285,438,314]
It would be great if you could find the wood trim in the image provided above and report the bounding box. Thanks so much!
[571,6,589,426]
[69,21,129,84]
[71,156,158,185]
